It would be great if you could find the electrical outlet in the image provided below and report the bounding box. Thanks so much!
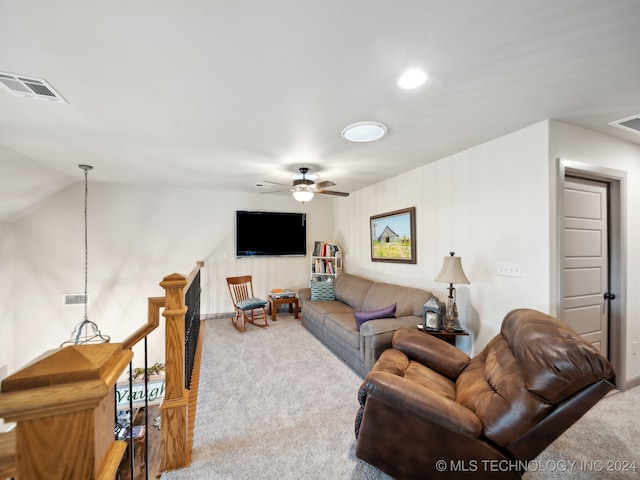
[497,263,522,277]
[632,341,638,355]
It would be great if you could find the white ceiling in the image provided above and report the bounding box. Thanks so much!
[1,1,640,222]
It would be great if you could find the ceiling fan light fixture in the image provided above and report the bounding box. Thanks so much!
[293,189,314,203]
[341,121,388,142]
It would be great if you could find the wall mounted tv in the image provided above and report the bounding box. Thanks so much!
[236,211,307,257]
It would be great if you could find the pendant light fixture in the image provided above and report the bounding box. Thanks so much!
[61,165,110,346]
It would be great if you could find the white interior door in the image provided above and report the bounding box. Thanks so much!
[562,177,610,356]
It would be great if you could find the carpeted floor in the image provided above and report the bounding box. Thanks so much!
[161,313,640,479]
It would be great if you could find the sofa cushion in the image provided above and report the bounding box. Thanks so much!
[310,281,335,301]
[324,313,361,350]
[501,309,615,404]
[333,273,374,311]
[303,299,355,328]
[354,303,396,330]
[362,282,433,317]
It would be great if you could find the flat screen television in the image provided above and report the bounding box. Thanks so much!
[236,211,307,257]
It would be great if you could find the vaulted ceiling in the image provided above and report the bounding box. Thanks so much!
[1,1,639,222]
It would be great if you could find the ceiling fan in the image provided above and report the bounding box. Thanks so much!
[262,167,349,203]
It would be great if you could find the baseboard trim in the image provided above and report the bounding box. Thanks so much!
[201,312,233,320]
[623,374,640,391]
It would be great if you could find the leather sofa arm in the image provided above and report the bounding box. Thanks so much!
[392,326,471,380]
[363,371,482,437]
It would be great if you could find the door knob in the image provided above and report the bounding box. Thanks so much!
[604,292,616,300]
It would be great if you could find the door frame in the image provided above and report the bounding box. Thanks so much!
[556,158,627,390]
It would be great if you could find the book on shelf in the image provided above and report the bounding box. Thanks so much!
[312,241,339,257]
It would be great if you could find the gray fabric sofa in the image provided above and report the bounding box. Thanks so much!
[299,273,438,377]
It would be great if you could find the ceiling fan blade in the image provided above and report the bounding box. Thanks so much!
[317,189,350,197]
[262,180,292,187]
[313,180,335,188]
[260,189,292,194]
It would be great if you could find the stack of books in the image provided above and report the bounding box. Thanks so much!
[270,289,295,298]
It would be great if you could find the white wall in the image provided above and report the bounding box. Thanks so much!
[10,183,334,371]
[334,121,551,353]
[7,120,639,386]
[0,223,14,374]
[549,120,640,383]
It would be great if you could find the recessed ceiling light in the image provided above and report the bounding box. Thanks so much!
[341,122,388,142]
[397,68,428,89]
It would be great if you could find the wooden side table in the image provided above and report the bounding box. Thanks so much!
[418,326,469,346]
[268,295,299,321]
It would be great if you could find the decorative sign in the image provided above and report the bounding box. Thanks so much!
[115,377,165,409]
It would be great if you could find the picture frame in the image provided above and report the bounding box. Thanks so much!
[370,207,416,263]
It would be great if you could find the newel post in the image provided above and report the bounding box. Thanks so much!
[0,343,132,480]
[159,273,190,471]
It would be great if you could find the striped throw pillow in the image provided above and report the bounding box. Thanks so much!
[310,281,335,301]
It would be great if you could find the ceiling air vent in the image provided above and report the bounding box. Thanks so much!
[609,114,640,136]
[0,71,68,103]
[63,293,88,306]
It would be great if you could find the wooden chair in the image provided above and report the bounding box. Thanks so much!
[226,275,269,332]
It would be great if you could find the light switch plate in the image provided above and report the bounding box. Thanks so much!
[497,263,522,277]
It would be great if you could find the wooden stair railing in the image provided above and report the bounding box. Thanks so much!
[0,261,204,478]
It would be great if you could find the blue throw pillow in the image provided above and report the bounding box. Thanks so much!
[354,303,397,330]
[310,281,335,301]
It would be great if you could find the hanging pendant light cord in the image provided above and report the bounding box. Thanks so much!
[83,165,89,323]
[60,164,110,346]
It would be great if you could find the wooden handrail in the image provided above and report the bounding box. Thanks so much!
[186,261,205,290]
[122,296,164,350]
[122,261,203,351]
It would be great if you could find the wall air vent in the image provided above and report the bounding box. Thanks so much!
[0,71,68,103]
[63,293,88,306]
[608,114,640,136]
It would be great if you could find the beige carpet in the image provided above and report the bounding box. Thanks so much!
[161,313,639,479]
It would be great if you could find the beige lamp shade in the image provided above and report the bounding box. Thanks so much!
[434,252,470,285]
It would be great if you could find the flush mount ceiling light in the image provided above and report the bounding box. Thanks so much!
[397,68,428,90]
[341,121,388,142]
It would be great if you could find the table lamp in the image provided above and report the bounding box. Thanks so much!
[434,251,470,331]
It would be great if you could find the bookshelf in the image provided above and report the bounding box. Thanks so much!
[310,241,342,283]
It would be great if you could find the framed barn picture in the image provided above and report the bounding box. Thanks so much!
[370,207,416,263]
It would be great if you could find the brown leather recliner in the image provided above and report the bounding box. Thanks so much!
[354,309,615,479]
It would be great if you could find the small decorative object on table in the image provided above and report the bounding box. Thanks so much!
[422,297,445,331]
